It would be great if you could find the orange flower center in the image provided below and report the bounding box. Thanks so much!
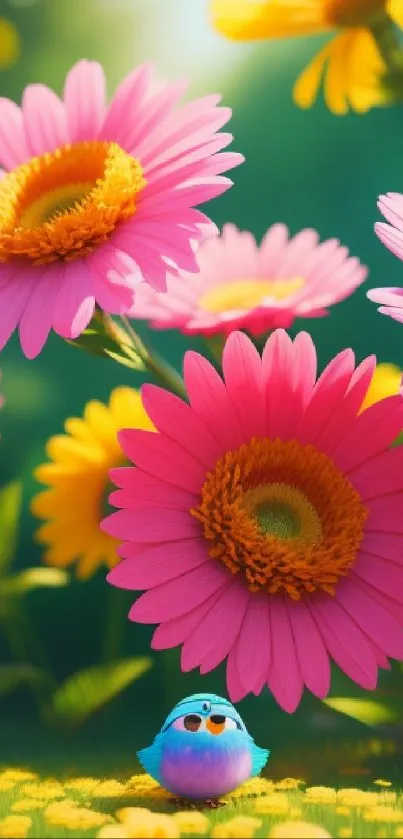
[0,141,145,265]
[324,0,386,27]
[191,438,367,600]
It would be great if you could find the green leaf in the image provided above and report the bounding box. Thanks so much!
[0,482,22,575]
[52,657,152,726]
[323,697,399,725]
[0,663,43,697]
[0,567,69,597]
[66,312,146,371]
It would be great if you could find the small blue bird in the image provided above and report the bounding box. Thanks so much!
[137,693,270,800]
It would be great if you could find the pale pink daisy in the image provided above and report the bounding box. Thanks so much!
[368,192,403,323]
[131,223,368,336]
[103,330,403,712]
[0,60,242,358]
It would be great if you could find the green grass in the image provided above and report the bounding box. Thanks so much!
[1,770,403,838]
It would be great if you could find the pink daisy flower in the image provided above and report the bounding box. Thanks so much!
[368,193,403,323]
[131,223,368,336]
[103,330,403,712]
[0,60,242,358]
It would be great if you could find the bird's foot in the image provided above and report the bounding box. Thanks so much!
[172,797,226,809]
[202,798,227,809]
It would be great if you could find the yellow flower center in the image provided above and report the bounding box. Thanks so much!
[324,0,386,27]
[191,437,367,600]
[199,277,304,313]
[0,141,145,265]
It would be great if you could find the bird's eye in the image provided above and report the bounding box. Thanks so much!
[206,715,239,735]
[172,714,203,732]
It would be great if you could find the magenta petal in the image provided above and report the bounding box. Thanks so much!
[129,561,230,623]
[336,578,403,659]
[314,355,376,456]
[141,384,222,467]
[221,331,266,441]
[181,579,249,672]
[235,592,271,693]
[52,261,95,339]
[366,493,403,534]
[360,531,403,562]
[151,586,226,650]
[262,330,297,440]
[297,349,355,446]
[118,428,206,494]
[107,538,210,589]
[267,598,304,712]
[349,447,403,500]
[19,265,63,358]
[102,508,200,542]
[287,599,331,698]
[108,468,198,510]
[353,554,403,602]
[183,350,244,452]
[331,395,403,475]
[226,646,250,703]
[309,599,378,689]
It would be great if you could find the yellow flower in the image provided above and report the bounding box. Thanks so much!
[337,788,379,807]
[274,778,305,790]
[364,805,403,822]
[45,801,109,829]
[0,816,31,839]
[211,816,262,839]
[360,363,402,411]
[253,791,290,814]
[226,777,275,798]
[0,780,15,792]
[22,781,65,799]
[64,776,100,794]
[335,806,351,816]
[115,808,180,838]
[172,811,210,834]
[304,786,337,804]
[209,0,403,114]
[92,779,128,797]
[0,18,20,69]
[394,828,403,837]
[338,830,353,839]
[32,387,154,578]
[11,799,46,812]
[269,821,331,839]
[373,778,393,787]
[0,769,37,782]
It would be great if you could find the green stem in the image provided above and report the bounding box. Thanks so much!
[1,604,55,719]
[120,315,187,398]
[101,586,126,663]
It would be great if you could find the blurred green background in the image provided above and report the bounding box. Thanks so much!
[1,0,403,783]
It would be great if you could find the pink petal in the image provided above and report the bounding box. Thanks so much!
[0,268,34,351]
[64,60,106,141]
[367,286,403,307]
[152,586,227,650]
[52,261,95,339]
[0,98,30,169]
[378,192,403,231]
[141,384,222,467]
[331,396,403,474]
[109,469,198,511]
[366,493,403,533]
[353,554,403,602]
[348,444,403,501]
[100,63,153,148]
[292,331,318,409]
[118,429,206,493]
[182,579,249,672]
[22,85,68,156]
[226,645,250,702]
[313,355,376,456]
[221,331,266,441]
[375,222,403,262]
[102,508,200,542]
[129,561,230,623]
[183,350,244,452]
[360,530,403,562]
[336,577,403,659]
[310,598,378,688]
[235,593,271,693]
[267,597,304,713]
[262,330,299,440]
[287,599,331,698]
[297,349,355,446]
[107,538,210,589]
[19,264,63,358]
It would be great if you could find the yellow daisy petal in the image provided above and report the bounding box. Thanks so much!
[209,0,328,40]
[323,31,353,114]
[388,0,403,28]
[360,363,402,411]
[293,39,334,108]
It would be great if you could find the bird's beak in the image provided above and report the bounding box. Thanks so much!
[206,717,225,736]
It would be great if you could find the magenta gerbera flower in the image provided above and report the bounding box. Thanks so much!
[132,223,368,336]
[103,330,403,712]
[0,60,242,358]
[367,193,403,323]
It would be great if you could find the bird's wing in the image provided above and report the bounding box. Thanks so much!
[250,744,270,777]
[137,735,164,782]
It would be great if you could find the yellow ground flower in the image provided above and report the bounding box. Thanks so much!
[0,17,20,69]
[114,808,180,839]
[364,805,403,822]
[209,0,403,114]
[226,777,275,798]
[64,776,100,794]
[92,779,128,797]
[45,801,109,829]
[0,769,37,782]
[11,799,47,812]
[0,816,31,839]
[32,386,154,578]
[304,786,337,804]
[98,828,127,839]
[360,363,402,411]
[269,821,331,839]
[394,828,403,837]
[335,806,351,816]
[211,816,262,839]
[253,791,290,814]
[274,778,305,790]
[172,811,210,834]
[374,778,393,787]
[22,781,65,799]
[338,830,353,838]
[337,788,379,807]
[0,780,15,792]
